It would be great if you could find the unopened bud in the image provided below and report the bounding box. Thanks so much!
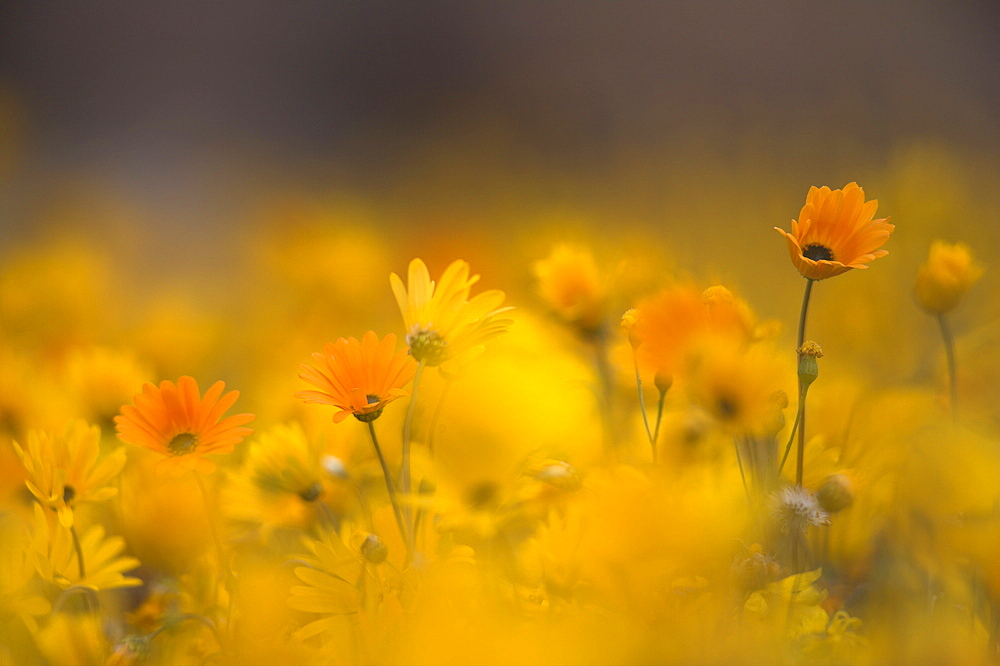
[621,309,642,349]
[654,370,673,394]
[816,473,855,513]
[797,341,823,388]
[360,533,388,564]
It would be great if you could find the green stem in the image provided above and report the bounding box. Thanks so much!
[367,422,411,562]
[778,388,806,476]
[937,314,958,423]
[401,361,425,549]
[796,279,815,487]
[632,353,654,455]
[652,388,667,446]
[194,474,235,652]
[592,331,617,450]
[734,439,751,502]
[69,524,86,579]
[401,362,425,498]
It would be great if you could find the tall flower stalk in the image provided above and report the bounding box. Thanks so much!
[774,183,893,487]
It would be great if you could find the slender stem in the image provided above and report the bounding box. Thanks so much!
[734,439,751,502]
[592,331,617,450]
[632,353,654,453]
[778,389,805,475]
[367,422,411,561]
[401,362,425,501]
[195,475,227,574]
[796,279,815,487]
[52,585,100,613]
[937,314,958,423]
[796,279,814,350]
[69,524,86,579]
[194,473,235,653]
[652,388,667,445]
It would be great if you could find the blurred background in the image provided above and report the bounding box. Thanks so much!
[2,1,999,390]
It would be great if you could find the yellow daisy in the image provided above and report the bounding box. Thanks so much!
[914,240,983,314]
[30,504,141,591]
[13,420,125,527]
[390,258,513,367]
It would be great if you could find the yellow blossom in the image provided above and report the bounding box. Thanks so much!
[13,420,125,527]
[390,258,513,368]
[533,244,608,332]
[914,240,983,314]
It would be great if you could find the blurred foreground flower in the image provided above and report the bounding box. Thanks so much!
[13,420,125,527]
[775,182,893,280]
[533,244,608,333]
[30,505,140,591]
[914,240,983,314]
[390,258,513,369]
[115,376,254,475]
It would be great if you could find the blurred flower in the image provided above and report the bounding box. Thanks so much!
[13,420,125,527]
[771,486,829,535]
[30,504,141,591]
[914,240,983,314]
[390,258,513,368]
[684,338,789,436]
[0,238,114,348]
[223,422,345,536]
[115,376,254,475]
[635,284,758,378]
[744,569,835,640]
[59,346,152,431]
[0,516,51,633]
[815,472,855,514]
[533,244,608,333]
[35,612,108,666]
[297,331,417,423]
[775,182,894,280]
[287,532,363,638]
[620,308,641,349]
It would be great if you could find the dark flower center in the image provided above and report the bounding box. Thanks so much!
[717,396,739,420]
[168,432,198,455]
[802,244,835,262]
[366,394,380,404]
[63,485,76,503]
[298,482,323,502]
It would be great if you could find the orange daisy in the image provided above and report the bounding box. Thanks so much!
[115,376,254,475]
[775,182,894,280]
[297,331,418,423]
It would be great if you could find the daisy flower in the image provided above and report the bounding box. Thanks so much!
[115,376,254,475]
[14,420,125,527]
[775,182,894,280]
[390,258,513,368]
[297,331,417,423]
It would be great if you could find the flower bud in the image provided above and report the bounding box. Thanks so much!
[816,473,855,514]
[360,533,389,564]
[654,370,673,394]
[914,240,983,314]
[796,341,823,388]
[620,308,642,349]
